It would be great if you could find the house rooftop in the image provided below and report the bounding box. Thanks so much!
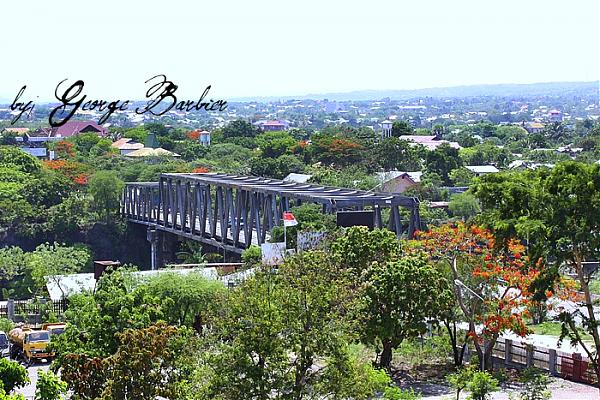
[376,171,422,184]
[465,165,499,174]
[399,135,461,150]
[283,173,312,184]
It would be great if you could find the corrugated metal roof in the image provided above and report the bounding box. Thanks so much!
[283,173,312,183]
[45,268,219,301]
[20,147,47,157]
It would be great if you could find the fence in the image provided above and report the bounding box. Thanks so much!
[490,337,597,385]
[0,299,68,324]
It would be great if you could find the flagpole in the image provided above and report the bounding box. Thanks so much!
[283,223,287,249]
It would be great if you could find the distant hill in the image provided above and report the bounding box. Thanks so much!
[231,81,599,102]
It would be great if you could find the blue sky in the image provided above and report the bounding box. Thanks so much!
[1,0,598,101]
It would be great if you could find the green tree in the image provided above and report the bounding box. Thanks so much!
[331,226,400,278]
[373,137,422,171]
[255,131,296,158]
[426,143,463,185]
[391,120,414,137]
[471,163,600,382]
[0,247,27,299]
[211,251,385,400]
[52,268,163,363]
[241,245,262,269]
[0,146,41,174]
[360,252,452,369]
[0,358,29,393]
[72,132,101,156]
[122,126,149,143]
[101,323,191,400]
[0,388,25,400]
[249,154,304,179]
[143,271,225,329]
[35,370,67,400]
[447,366,475,400]
[512,368,551,400]
[27,242,92,296]
[89,138,114,157]
[222,120,260,138]
[88,171,125,223]
[448,192,481,221]
[467,371,498,400]
[449,168,475,186]
[210,269,289,400]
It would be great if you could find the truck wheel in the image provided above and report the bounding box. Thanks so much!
[9,346,18,360]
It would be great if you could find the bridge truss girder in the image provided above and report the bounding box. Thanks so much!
[122,173,421,254]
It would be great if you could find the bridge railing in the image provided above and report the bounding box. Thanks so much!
[122,182,160,223]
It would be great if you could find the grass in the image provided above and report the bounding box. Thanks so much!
[528,321,593,342]
[588,279,600,295]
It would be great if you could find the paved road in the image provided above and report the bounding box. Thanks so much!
[13,361,50,399]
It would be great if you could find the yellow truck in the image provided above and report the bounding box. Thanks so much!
[8,327,53,364]
[42,323,66,337]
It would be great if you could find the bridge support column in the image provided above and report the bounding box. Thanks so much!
[147,228,159,270]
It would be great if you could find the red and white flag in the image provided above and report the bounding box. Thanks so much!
[283,212,298,227]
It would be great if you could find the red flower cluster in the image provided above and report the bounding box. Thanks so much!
[186,130,201,140]
[415,222,537,340]
[44,159,90,186]
[55,140,76,158]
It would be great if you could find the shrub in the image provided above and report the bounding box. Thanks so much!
[467,371,499,400]
[0,387,25,400]
[447,366,475,400]
[0,358,29,393]
[0,318,13,334]
[241,245,262,269]
[383,387,422,400]
[35,370,67,400]
[511,368,551,400]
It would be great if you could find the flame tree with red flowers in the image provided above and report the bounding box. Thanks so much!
[43,160,90,187]
[416,222,540,370]
[472,162,600,388]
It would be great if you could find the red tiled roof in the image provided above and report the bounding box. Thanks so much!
[54,121,108,137]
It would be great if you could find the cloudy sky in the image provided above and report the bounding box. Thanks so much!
[1,0,598,101]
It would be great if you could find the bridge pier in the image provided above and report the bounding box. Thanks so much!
[147,228,159,270]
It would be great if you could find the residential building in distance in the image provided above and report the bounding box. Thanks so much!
[375,171,422,193]
[52,121,109,138]
[283,173,312,184]
[253,120,290,131]
[548,109,563,122]
[399,135,461,151]
[524,122,544,133]
[25,120,108,142]
[112,138,144,156]
[465,165,500,176]
[20,147,52,160]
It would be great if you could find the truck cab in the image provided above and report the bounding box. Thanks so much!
[22,330,52,362]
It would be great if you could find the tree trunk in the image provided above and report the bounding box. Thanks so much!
[379,339,394,370]
[193,314,203,335]
[444,319,464,367]
[574,252,600,391]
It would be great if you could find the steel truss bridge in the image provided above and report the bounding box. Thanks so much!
[122,173,421,254]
